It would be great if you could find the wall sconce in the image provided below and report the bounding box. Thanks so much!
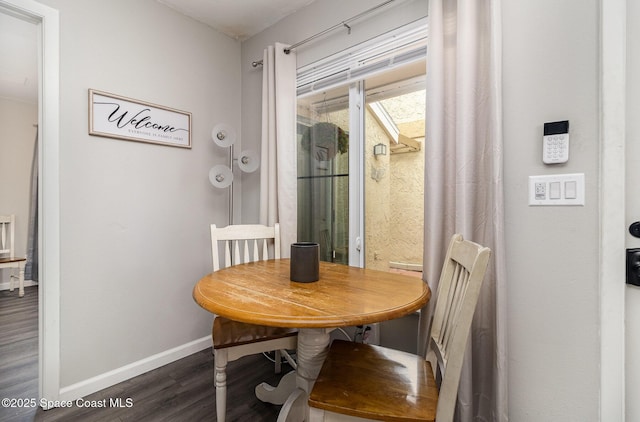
[209,164,233,188]
[237,150,259,173]
[210,124,260,185]
[374,143,387,156]
[210,123,260,224]
[212,123,236,147]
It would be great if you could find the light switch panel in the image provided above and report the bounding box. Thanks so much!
[565,181,577,199]
[549,182,561,199]
[528,173,585,206]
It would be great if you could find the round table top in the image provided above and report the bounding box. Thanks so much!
[193,259,430,328]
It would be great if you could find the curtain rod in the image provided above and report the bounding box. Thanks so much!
[250,0,396,67]
[284,0,396,54]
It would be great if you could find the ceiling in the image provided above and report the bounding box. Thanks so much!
[156,0,317,41]
[0,0,318,103]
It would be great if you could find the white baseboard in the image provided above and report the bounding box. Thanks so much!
[58,335,211,402]
[0,279,37,291]
[388,261,423,272]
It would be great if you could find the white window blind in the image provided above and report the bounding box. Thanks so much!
[296,18,427,98]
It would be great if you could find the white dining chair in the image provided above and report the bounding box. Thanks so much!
[209,223,298,422]
[0,215,27,297]
[308,234,491,422]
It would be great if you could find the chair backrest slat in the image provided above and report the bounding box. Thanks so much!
[1,220,7,253]
[0,215,17,258]
[223,241,232,269]
[426,234,491,422]
[210,223,281,272]
[249,238,258,262]
[261,238,268,261]
[237,240,242,263]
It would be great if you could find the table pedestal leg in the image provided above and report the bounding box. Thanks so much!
[277,328,331,422]
[255,370,297,404]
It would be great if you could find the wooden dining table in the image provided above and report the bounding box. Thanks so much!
[193,258,430,422]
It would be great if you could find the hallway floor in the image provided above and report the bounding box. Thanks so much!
[0,286,289,421]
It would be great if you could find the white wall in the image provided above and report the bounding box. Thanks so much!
[36,0,240,389]
[626,0,640,419]
[503,0,601,420]
[0,97,37,285]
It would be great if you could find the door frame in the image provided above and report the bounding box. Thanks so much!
[599,0,626,419]
[0,0,60,405]
[348,81,365,268]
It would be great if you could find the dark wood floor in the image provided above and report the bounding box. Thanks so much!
[0,286,290,421]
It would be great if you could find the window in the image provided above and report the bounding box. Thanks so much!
[296,20,426,273]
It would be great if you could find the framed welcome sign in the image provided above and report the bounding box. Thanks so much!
[89,89,192,148]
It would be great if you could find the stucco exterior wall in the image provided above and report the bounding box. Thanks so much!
[389,140,424,268]
[365,107,424,272]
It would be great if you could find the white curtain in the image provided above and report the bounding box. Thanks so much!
[422,0,507,421]
[25,126,38,281]
[260,43,298,257]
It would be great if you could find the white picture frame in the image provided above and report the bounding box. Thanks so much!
[89,89,192,148]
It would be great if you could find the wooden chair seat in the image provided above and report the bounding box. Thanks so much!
[308,234,491,422]
[0,257,26,264]
[213,317,297,349]
[309,339,438,422]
